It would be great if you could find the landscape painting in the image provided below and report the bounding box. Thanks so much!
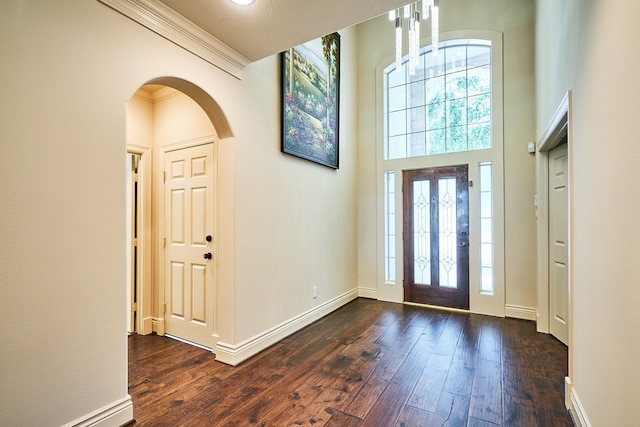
[281,33,340,169]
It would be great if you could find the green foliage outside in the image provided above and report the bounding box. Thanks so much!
[386,44,492,159]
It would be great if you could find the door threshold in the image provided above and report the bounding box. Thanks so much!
[165,334,213,351]
[403,301,470,314]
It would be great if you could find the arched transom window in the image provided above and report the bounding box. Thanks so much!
[384,39,492,159]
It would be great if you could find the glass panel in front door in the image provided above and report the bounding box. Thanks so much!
[412,179,431,285]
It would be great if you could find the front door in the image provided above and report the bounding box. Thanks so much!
[403,165,470,310]
[164,143,215,348]
[549,143,569,345]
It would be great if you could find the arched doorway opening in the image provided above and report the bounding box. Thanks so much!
[126,78,232,351]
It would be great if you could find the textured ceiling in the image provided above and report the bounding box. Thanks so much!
[159,0,411,62]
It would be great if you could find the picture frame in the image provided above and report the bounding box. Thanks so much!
[281,33,340,169]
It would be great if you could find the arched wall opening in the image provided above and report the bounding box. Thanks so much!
[126,77,235,356]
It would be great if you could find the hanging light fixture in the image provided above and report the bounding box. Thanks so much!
[390,0,441,74]
[395,16,403,71]
[431,0,439,57]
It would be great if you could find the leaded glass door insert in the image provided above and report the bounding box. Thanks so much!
[403,165,469,309]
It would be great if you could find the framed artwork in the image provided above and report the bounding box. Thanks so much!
[281,33,340,169]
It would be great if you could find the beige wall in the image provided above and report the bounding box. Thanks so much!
[356,0,537,312]
[536,0,640,425]
[232,29,359,341]
[0,0,358,424]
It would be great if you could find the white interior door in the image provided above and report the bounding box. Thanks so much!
[549,143,568,345]
[164,144,215,348]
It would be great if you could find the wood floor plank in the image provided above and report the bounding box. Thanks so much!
[503,393,538,427]
[435,391,471,427]
[396,405,446,426]
[477,323,502,363]
[469,358,503,425]
[342,325,426,420]
[407,353,452,412]
[359,338,433,426]
[432,312,466,356]
[127,299,572,426]
[324,410,362,427]
[336,307,423,413]
[468,417,501,427]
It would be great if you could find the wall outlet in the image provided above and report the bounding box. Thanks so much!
[312,286,318,299]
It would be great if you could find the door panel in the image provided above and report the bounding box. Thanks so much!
[403,165,469,310]
[549,144,568,345]
[164,144,215,348]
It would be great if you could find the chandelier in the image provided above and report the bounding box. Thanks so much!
[389,0,439,75]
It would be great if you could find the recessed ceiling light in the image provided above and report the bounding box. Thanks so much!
[231,0,255,5]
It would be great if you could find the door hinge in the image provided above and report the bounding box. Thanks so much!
[132,172,138,183]
[162,303,166,315]
[162,237,166,248]
[163,171,166,183]
[131,237,138,247]
[132,302,137,312]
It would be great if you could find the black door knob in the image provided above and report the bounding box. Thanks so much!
[203,252,212,260]
[206,235,212,242]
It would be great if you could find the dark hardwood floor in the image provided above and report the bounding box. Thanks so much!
[128,298,573,426]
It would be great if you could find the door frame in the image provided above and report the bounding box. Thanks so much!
[127,145,153,335]
[157,137,218,350]
[535,91,572,348]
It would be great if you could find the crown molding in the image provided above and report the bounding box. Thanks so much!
[98,0,251,79]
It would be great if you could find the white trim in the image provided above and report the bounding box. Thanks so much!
[537,92,569,152]
[358,286,378,299]
[504,304,536,321]
[127,145,153,335]
[62,396,133,427]
[163,135,217,152]
[535,91,571,335]
[97,0,250,79]
[569,383,592,427]
[215,290,358,366]
[152,316,165,335]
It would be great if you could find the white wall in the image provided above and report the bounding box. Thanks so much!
[0,0,360,424]
[536,1,640,425]
[356,0,537,312]
[232,29,359,342]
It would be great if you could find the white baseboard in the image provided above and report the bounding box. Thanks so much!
[504,304,537,321]
[152,317,165,335]
[358,286,377,299]
[569,381,592,427]
[140,316,154,335]
[62,396,133,427]
[215,289,358,366]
